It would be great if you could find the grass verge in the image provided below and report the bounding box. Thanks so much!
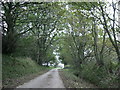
[58,69,97,88]
[2,55,52,88]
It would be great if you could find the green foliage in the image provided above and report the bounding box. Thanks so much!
[73,61,119,88]
[2,2,63,65]
[2,55,50,80]
[59,69,96,88]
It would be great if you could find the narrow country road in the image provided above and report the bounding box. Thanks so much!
[16,69,65,88]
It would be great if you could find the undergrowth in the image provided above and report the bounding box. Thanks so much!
[72,62,119,88]
[2,55,51,88]
[59,69,96,88]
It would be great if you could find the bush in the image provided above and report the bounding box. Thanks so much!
[72,61,118,88]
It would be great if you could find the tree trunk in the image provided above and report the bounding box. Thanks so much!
[2,2,17,54]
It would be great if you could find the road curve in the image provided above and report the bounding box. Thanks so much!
[16,69,65,88]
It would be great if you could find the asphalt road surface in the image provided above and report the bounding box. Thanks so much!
[16,69,65,88]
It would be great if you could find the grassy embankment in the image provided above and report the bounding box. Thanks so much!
[59,68,118,88]
[2,55,53,88]
[59,69,97,88]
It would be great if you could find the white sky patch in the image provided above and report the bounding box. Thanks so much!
[58,63,64,68]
